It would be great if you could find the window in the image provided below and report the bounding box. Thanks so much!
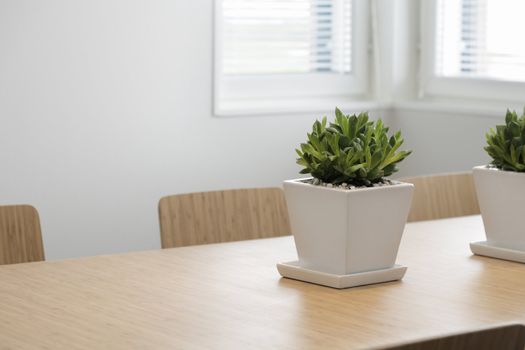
[214,0,369,115]
[420,0,525,101]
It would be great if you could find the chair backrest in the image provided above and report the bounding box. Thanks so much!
[401,172,480,222]
[158,188,291,248]
[0,205,45,265]
[376,323,525,350]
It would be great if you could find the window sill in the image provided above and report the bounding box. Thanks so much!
[393,99,524,118]
[214,97,390,117]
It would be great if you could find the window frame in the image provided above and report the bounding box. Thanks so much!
[213,0,370,116]
[419,0,525,102]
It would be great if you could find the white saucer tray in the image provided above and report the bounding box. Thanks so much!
[470,241,525,264]
[276,261,407,289]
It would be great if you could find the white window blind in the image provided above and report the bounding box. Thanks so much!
[436,0,525,82]
[221,0,352,76]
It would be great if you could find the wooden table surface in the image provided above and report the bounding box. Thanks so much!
[1,215,525,350]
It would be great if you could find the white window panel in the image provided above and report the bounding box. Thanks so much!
[420,0,525,102]
[214,0,369,115]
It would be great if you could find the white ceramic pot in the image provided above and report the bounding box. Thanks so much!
[473,165,525,251]
[283,178,414,275]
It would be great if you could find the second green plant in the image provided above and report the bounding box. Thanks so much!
[296,108,411,186]
[484,109,525,172]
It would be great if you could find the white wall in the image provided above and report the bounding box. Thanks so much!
[391,107,494,178]
[0,0,389,260]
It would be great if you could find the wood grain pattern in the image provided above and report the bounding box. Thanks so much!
[0,204,44,265]
[402,172,480,222]
[378,323,525,350]
[2,216,525,349]
[158,187,291,247]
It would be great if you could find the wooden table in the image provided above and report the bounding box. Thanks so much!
[1,215,525,349]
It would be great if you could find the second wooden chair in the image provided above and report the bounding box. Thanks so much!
[402,172,480,222]
[158,188,291,248]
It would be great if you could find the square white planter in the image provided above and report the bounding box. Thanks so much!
[283,178,414,275]
[473,165,525,252]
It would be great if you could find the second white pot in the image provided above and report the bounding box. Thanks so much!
[473,165,525,251]
[283,179,414,275]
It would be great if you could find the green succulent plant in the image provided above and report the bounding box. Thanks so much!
[485,109,525,172]
[296,108,412,186]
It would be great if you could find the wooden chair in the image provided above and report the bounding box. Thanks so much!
[0,205,45,265]
[158,188,291,248]
[376,323,525,350]
[401,172,480,222]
